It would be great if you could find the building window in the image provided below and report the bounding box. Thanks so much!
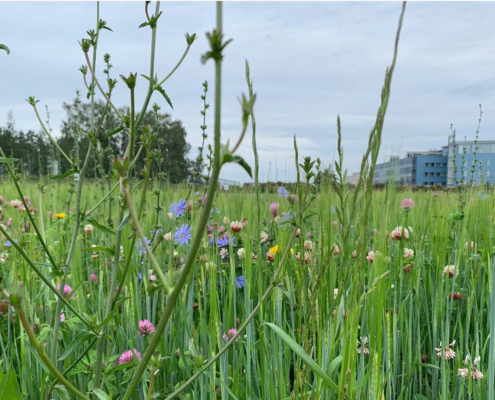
[488,170,491,178]
[488,160,491,167]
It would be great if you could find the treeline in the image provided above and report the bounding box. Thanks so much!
[0,95,196,182]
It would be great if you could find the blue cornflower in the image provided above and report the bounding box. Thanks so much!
[280,212,296,223]
[175,225,192,246]
[169,199,187,218]
[4,240,11,247]
[217,234,235,248]
[195,191,199,195]
[278,187,288,198]
[236,276,246,289]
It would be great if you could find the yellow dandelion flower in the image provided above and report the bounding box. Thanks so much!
[54,213,66,220]
[269,245,279,255]
[290,248,294,255]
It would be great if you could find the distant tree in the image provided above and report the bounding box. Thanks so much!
[57,97,193,182]
[0,111,51,177]
[0,96,193,183]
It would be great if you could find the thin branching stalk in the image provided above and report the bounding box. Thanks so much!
[121,5,225,398]
[49,0,101,373]
[32,104,73,165]
[10,295,91,400]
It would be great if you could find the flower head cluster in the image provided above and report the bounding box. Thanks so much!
[266,244,278,262]
[139,319,155,336]
[84,224,94,234]
[54,213,66,220]
[260,231,269,243]
[457,355,484,380]
[443,265,457,278]
[217,233,235,247]
[403,248,414,259]
[270,203,279,219]
[56,284,74,300]
[278,187,288,198]
[236,276,246,288]
[391,226,410,240]
[223,328,238,342]
[169,199,187,218]
[401,198,415,209]
[175,225,192,246]
[237,248,245,259]
[230,221,243,233]
[435,340,456,360]
[119,349,141,365]
[10,200,21,208]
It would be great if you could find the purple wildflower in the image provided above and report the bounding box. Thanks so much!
[90,273,98,284]
[56,284,74,300]
[270,202,279,219]
[236,276,246,288]
[119,349,141,365]
[169,199,187,218]
[217,234,235,247]
[138,319,155,336]
[278,187,288,198]
[175,225,192,246]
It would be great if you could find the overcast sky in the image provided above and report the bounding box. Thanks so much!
[1,1,495,183]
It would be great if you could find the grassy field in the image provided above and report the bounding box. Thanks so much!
[1,178,494,399]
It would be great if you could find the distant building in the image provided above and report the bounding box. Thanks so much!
[372,136,495,186]
[350,172,360,185]
[444,135,495,186]
[373,150,447,186]
[218,178,240,187]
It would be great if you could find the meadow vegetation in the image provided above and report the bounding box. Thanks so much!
[1,2,495,400]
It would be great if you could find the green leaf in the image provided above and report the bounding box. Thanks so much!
[413,394,430,400]
[117,211,130,232]
[222,154,252,178]
[93,389,110,400]
[155,86,174,109]
[0,369,22,400]
[53,385,70,400]
[140,74,150,81]
[96,297,131,329]
[105,125,125,138]
[0,157,18,164]
[81,246,115,254]
[84,216,116,235]
[50,168,79,180]
[264,322,340,394]
[0,44,10,55]
[58,332,94,361]
[26,345,50,375]
[415,363,440,370]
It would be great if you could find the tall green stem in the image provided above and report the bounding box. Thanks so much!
[11,297,90,400]
[121,4,224,399]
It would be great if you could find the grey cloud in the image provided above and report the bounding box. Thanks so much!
[1,2,495,183]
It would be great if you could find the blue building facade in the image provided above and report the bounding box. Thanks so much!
[415,155,447,186]
[445,136,495,186]
[372,137,495,187]
[373,151,447,186]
